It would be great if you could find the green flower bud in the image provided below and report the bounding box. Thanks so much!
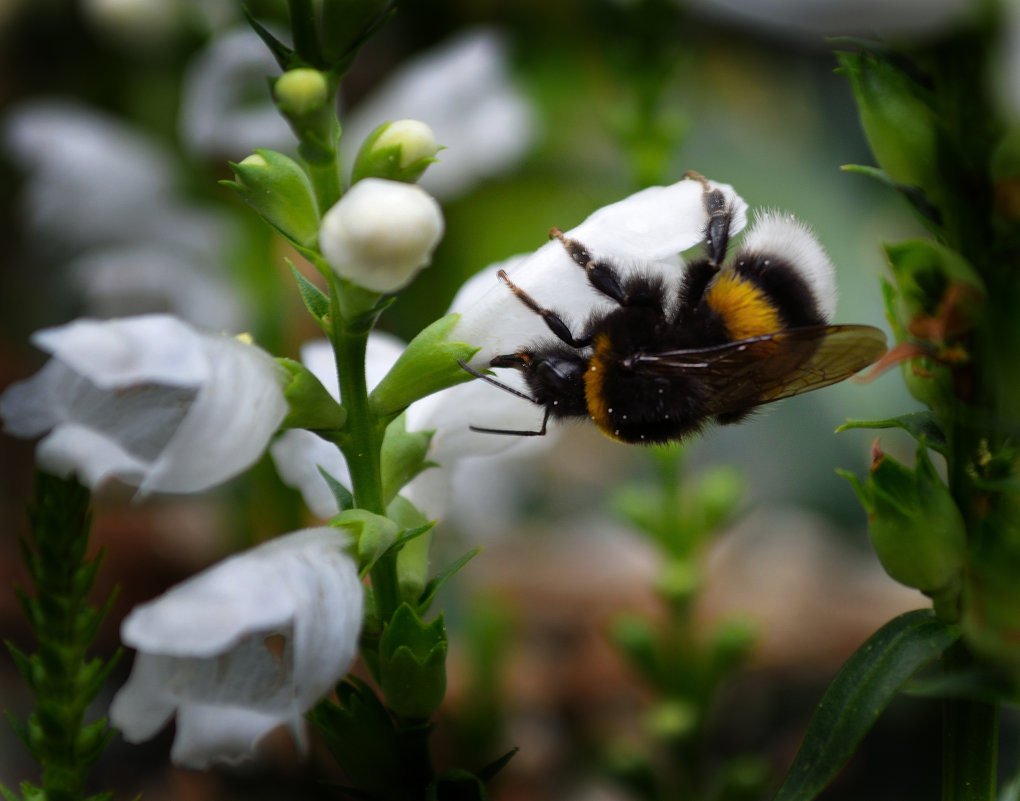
[223,150,320,247]
[884,240,985,337]
[274,68,330,116]
[277,357,346,431]
[388,494,433,603]
[654,558,699,603]
[837,50,939,193]
[379,604,447,720]
[332,509,399,576]
[842,443,965,594]
[351,119,440,185]
[369,314,478,417]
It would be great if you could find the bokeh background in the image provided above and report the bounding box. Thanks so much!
[0,0,1007,799]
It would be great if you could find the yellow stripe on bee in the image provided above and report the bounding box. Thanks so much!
[584,334,623,440]
[706,272,783,340]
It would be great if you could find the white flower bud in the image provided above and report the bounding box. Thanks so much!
[374,119,439,168]
[319,178,444,293]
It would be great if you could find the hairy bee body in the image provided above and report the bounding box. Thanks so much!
[465,174,887,443]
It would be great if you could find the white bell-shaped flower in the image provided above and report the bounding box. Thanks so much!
[452,175,748,368]
[0,314,287,494]
[341,27,536,200]
[109,527,363,768]
[319,178,444,294]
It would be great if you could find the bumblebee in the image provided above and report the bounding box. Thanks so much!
[461,173,887,444]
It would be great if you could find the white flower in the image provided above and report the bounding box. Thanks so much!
[68,244,246,332]
[109,527,363,768]
[452,175,748,368]
[0,314,287,494]
[341,27,536,199]
[178,26,294,160]
[319,178,444,293]
[3,100,248,330]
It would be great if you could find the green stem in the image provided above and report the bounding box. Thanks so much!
[327,275,400,625]
[941,641,999,801]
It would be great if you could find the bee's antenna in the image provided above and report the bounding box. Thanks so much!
[457,359,551,437]
[457,359,541,405]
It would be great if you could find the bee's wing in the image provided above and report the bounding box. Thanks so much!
[631,325,887,416]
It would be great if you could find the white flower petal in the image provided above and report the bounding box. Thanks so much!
[341,27,536,200]
[179,26,293,160]
[453,176,747,367]
[68,243,248,332]
[171,706,296,769]
[0,314,287,494]
[111,527,363,768]
[3,100,177,250]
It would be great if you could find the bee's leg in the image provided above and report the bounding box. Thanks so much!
[548,228,631,306]
[683,170,732,269]
[496,269,592,348]
[677,257,718,310]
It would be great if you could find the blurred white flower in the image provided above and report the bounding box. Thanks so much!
[0,314,287,495]
[3,100,247,329]
[4,100,178,250]
[453,175,748,368]
[68,244,246,332]
[179,25,294,160]
[687,0,971,40]
[110,526,363,768]
[319,178,444,293]
[341,27,537,199]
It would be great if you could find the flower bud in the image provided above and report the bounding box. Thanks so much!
[842,442,965,595]
[274,68,330,116]
[319,178,444,293]
[837,50,939,192]
[378,604,447,720]
[351,119,440,185]
[224,149,320,247]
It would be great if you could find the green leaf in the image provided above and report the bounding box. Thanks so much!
[841,164,942,226]
[242,6,296,71]
[381,414,434,505]
[836,411,947,454]
[426,769,489,801]
[772,609,959,801]
[318,466,355,512]
[418,547,482,613]
[476,747,520,782]
[289,262,331,325]
[277,356,347,431]
[369,314,480,417]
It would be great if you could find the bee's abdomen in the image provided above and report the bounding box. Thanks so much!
[584,333,706,444]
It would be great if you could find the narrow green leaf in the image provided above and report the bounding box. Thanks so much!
[836,411,947,454]
[289,262,331,324]
[418,547,482,612]
[318,466,355,512]
[242,6,295,70]
[772,609,959,801]
[476,747,520,782]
